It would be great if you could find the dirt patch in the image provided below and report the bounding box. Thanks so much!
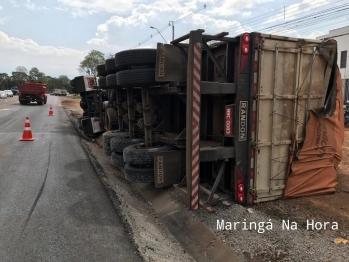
[61,97,83,117]
[61,96,349,261]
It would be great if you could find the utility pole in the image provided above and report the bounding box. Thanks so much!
[169,21,174,41]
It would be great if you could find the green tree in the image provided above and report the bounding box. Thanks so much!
[0,73,8,80]
[12,66,29,84]
[12,72,29,84]
[78,50,105,77]
[29,67,48,83]
[46,76,59,91]
[16,66,28,74]
[58,75,72,93]
[0,73,9,90]
[46,75,72,93]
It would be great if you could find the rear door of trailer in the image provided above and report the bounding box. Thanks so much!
[252,35,328,202]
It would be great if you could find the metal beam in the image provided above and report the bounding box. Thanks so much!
[201,82,237,94]
[186,29,203,210]
[171,29,204,45]
[201,40,229,82]
[127,87,135,138]
[200,146,235,162]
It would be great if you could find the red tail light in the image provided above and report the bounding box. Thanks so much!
[243,33,250,43]
[236,168,245,203]
[242,45,249,55]
[242,33,250,55]
[240,33,250,72]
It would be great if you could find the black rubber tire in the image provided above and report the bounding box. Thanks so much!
[123,143,173,166]
[103,143,112,156]
[97,64,107,76]
[98,77,107,87]
[110,137,144,153]
[106,74,117,87]
[44,96,47,104]
[111,152,126,167]
[80,99,88,110]
[102,131,129,144]
[105,58,117,74]
[116,68,160,88]
[124,163,154,183]
[114,49,157,70]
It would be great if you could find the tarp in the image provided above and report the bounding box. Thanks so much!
[284,67,344,197]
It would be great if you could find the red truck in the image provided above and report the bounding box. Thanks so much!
[18,82,47,105]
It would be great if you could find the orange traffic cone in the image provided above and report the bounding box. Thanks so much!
[48,105,54,116]
[20,116,35,141]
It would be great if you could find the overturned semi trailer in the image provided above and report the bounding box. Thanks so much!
[147,30,343,209]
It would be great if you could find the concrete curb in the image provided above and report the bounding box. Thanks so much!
[135,184,241,262]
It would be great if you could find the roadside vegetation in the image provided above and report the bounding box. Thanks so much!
[0,49,106,93]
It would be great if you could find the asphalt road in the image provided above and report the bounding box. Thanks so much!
[0,95,142,262]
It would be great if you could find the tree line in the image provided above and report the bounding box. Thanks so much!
[0,49,107,93]
[0,66,72,93]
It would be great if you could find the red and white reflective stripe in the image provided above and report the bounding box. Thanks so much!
[24,127,31,131]
[191,42,201,210]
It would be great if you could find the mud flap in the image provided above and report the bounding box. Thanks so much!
[81,117,104,135]
[154,150,185,188]
[155,43,188,82]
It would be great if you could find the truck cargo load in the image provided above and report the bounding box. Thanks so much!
[285,67,344,197]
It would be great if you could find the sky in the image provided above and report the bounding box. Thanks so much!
[0,0,348,79]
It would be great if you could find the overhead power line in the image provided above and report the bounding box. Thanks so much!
[133,0,223,48]
[250,4,349,36]
[134,0,347,48]
[214,0,345,35]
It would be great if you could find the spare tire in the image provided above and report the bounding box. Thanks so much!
[106,74,117,87]
[115,49,157,70]
[102,131,129,144]
[80,98,88,110]
[117,68,161,88]
[110,137,144,153]
[123,143,173,166]
[111,152,126,167]
[124,163,154,183]
[97,64,107,76]
[105,58,117,74]
[103,143,112,156]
